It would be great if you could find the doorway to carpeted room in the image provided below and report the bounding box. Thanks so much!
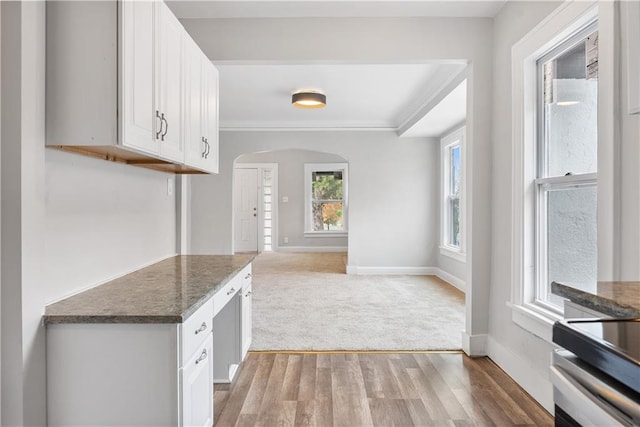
[250,252,465,351]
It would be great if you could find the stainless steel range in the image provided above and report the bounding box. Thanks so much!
[551,318,640,426]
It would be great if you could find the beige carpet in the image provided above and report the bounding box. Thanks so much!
[250,252,465,351]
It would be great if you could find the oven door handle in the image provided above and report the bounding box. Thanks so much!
[550,365,639,426]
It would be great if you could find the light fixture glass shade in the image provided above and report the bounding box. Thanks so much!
[292,91,326,109]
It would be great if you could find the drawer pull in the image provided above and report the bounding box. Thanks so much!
[245,273,252,279]
[227,287,236,296]
[194,322,207,335]
[195,349,207,365]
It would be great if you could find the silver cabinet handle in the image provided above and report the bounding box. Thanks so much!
[155,110,164,140]
[204,138,210,159]
[245,291,252,297]
[194,322,207,335]
[226,287,236,296]
[161,114,168,141]
[245,273,252,279]
[201,137,207,158]
[195,348,207,365]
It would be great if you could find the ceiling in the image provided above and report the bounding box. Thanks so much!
[168,0,487,137]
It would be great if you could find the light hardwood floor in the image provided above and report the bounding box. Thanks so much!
[213,352,553,426]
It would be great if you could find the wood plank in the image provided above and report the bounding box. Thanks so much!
[213,356,259,426]
[255,400,297,427]
[257,353,289,415]
[297,354,318,401]
[331,357,373,426]
[359,355,385,399]
[415,354,470,419]
[238,353,275,416]
[280,354,303,401]
[368,398,414,427]
[294,400,315,427]
[313,367,333,427]
[388,357,421,399]
[406,367,451,422]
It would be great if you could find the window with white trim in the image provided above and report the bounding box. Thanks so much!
[536,22,598,311]
[511,2,600,341]
[304,163,348,235]
[440,127,465,260]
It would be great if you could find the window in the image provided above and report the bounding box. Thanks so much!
[440,127,465,261]
[304,163,348,236]
[536,23,598,311]
[511,2,600,341]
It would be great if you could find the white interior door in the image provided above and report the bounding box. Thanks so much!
[234,169,259,252]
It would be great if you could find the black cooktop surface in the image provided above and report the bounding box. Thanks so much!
[553,318,640,394]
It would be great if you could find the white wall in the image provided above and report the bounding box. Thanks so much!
[192,131,441,270]
[237,149,348,250]
[183,16,494,352]
[489,0,594,412]
[1,3,178,424]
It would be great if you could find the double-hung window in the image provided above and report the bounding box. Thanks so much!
[304,163,348,236]
[535,22,598,311]
[440,127,465,260]
[511,2,600,341]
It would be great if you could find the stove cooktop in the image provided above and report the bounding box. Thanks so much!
[553,318,640,395]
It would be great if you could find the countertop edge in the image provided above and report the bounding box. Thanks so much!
[43,254,257,325]
[551,281,640,318]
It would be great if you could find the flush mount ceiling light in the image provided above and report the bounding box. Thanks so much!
[292,90,326,109]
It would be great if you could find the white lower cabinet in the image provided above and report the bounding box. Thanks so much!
[181,336,214,427]
[47,304,214,427]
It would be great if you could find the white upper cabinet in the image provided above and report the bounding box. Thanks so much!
[46,0,218,174]
[121,0,158,155]
[184,41,219,174]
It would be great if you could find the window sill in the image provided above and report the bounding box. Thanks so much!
[508,302,563,344]
[439,246,466,263]
[304,231,348,238]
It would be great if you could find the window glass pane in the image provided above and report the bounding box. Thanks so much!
[312,201,344,231]
[449,198,460,248]
[545,185,597,306]
[542,32,598,177]
[450,145,461,195]
[312,171,343,201]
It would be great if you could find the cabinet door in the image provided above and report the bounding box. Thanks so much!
[182,335,214,427]
[184,45,207,170]
[156,1,184,162]
[241,283,252,360]
[202,61,220,174]
[120,0,159,154]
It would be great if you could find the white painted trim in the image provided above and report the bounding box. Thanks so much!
[304,163,348,234]
[511,1,599,337]
[303,231,347,238]
[440,126,466,255]
[396,66,469,136]
[221,125,396,132]
[487,336,554,413]
[439,246,466,263]
[234,163,279,253]
[346,265,438,275]
[461,332,487,357]
[433,268,466,293]
[277,246,347,253]
[626,0,640,114]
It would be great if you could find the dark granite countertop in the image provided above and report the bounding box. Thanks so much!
[44,254,257,324]
[552,281,640,318]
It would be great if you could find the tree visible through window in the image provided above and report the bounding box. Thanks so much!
[305,163,348,234]
[311,171,344,231]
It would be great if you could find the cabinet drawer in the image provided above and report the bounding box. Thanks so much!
[213,274,241,317]
[181,298,213,365]
[181,334,213,427]
[240,264,252,291]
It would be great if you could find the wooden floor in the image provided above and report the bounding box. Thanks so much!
[213,352,553,426]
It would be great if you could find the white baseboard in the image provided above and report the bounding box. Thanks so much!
[277,246,347,253]
[345,265,466,292]
[433,268,466,293]
[346,265,438,275]
[462,332,488,356]
[487,336,554,413]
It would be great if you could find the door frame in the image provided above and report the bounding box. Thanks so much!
[234,163,279,253]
